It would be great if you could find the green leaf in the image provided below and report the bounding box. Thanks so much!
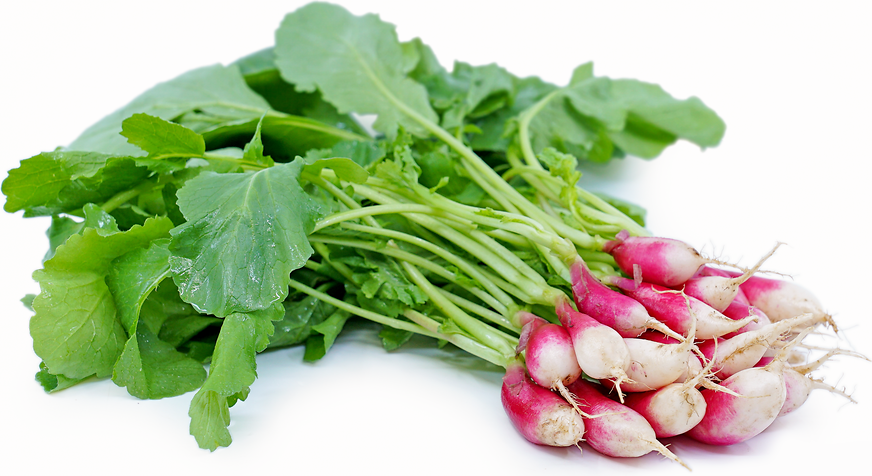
[241,116,275,167]
[201,114,365,163]
[232,47,370,137]
[68,64,271,156]
[188,305,282,451]
[305,311,351,361]
[122,113,206,158]
[2,151,149,215]
[112,325,207,400]
[379,325,414,351]
[470,75,558,152]
[120,113,206,173]
[35,362,85,393]
[302,157,368,184]
[593,192,647,227]
[43,215,82,262]
[30,216,173,379]
[82,203,120,235]
[275,2,439,138]
[106,238,172,333]
[268,293,337,349]
[169,159,322,317]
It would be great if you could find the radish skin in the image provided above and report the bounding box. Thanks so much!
[721,300,771,338]
[603,232,707,287]
[608,277,757,339]
[696,314,814,379]
[685,331,812,445]
[523,322,588,416]
[681,244,778,312]
[555,299,632,402]
[735,274,833,328]
[500,359,585,447]
[570,258,681,340]
[567,379,688,468]
[608,327,695,392]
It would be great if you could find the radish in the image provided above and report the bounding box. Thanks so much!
[637,330,705,385]
[681,245,777,312]
[623,350,716,438]
[779,348,866,416]
[515,312,548,354]
[695,314,815,379]
[606,318,696,392]
[566,379,688,468]
[569,258,683,340]
[607,277,757,339]
[555,298,632,402]
[522,321,589,416]
[721,300,771,338]
[603,231,709,287]
[686,330,810,445]
[697,266,750,305]
[500,358,585,447]
[735,273,835,329]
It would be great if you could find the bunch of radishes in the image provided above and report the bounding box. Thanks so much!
[502,232,860,468]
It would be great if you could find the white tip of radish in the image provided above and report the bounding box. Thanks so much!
[536,405,587,447]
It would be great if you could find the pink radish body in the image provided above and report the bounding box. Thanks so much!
[570,259,681,339]
[555,299,632,400]
[608,335,695,392]
[779,349,863,416]
[524,323,582,389]
[566,379,687,467]
[736,274,830,325]
[697,266,750,305]
[682,275,744,312]
[624,383,707,438]
[637,331,704,384]
[687,356,790,445]
[515,313,548,354]
[608,277,756,339]
[721,300,771,338]
[603,232,707,287]
[500,359,585,447]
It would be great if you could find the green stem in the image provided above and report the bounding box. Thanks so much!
[288,279,438,339]
[400,260,515,359]
[402,310,508,368]
[101,181,159,213]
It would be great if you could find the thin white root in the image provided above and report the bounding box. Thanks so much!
[555,380,597,419]
[651,439,691,471]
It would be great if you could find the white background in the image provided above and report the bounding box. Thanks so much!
[1,1,870,474]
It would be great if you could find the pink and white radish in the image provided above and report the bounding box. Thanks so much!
[696,314,815,379]
[500,358,585,447]
[603,231,711,287]
[606,277,757,339]
[569,258,682,340]
[733,273,835,329]
[686,331,810,445]
[779,348,866,416]
[681,244,779,312]
[555,298,632,402]
[721,300,771,338]
[696,266,750,305]
[566,379,688,468]
[637,331,705,385]
[521,320,591,416]
[623,351,717,438]
[605,318,696,392]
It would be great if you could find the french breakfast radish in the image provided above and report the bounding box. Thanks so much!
[603,231,708,287]
[607,277,757,339]
[570,258,682,340]
[555,298,632,401]
[566,379,688,468]
[500,358,585,447]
